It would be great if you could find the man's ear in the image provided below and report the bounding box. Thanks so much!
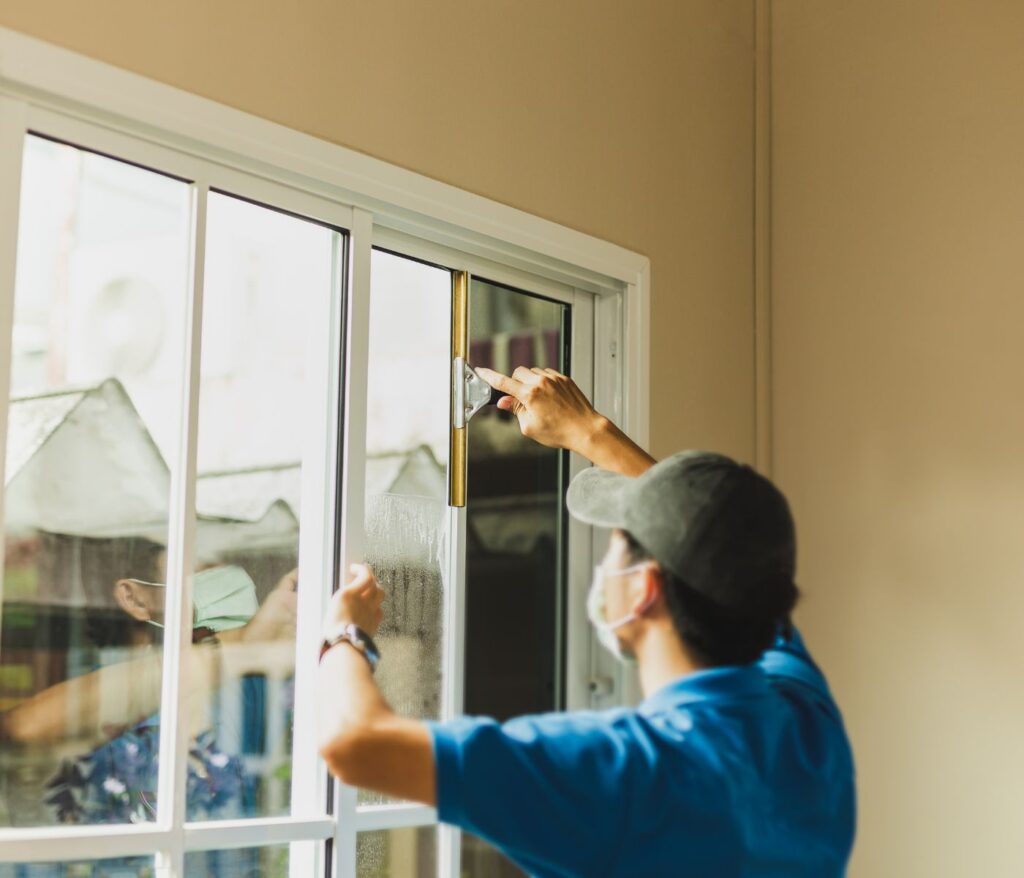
[113,579,154,623]
[632,564,663,616]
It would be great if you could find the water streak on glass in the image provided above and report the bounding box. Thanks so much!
[357,826,436,878]
[361,249,450,805]
[364,493,445,722]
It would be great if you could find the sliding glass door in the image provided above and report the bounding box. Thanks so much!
[0,108,602,878]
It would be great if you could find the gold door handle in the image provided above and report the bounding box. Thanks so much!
[449,270,469,507]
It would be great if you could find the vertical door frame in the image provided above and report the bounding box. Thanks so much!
[0,96,27,662]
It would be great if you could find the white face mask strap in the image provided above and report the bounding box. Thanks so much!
[598,561,650,579]
[595,561,655,631]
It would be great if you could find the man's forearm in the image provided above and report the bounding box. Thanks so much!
[316,639,436,804]
[317,642,391,748]
[578,416,657,477]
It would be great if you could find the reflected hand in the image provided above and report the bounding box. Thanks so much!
[327,564,385,636]
[237,569,297,642]
[475,366,606,453]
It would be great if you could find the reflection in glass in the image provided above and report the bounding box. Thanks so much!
[0,856,155,877]
[462,278,568,878]
[361,251,449,804]
[189,192,340,820]
[357,826,436,878]
[183,843,309,878]
[462,833,532,878]
[0,135,189,828]
[465,280,566,718]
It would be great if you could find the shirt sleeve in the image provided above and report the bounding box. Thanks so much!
[428,711,637,877]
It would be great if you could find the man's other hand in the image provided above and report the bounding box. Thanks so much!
[328,564,385,635]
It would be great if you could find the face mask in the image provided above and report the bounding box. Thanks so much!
[586,562,650,664]
[142,565,260,633]
[191,565,260,632]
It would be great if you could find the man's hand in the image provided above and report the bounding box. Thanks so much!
[317,563,435,806]
[476,366,606,451]
[476,366,656,477]
[326,564,385,635]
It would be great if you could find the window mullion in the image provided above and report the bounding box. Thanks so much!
[591,291,634,707]
[433,260,470,878]
[285,198,349,878]
[184,816,335,852]
[0,826,173,863]
[0,96,27,668]
[565,290,596,712]
[154,180,209,878]
[438,506,467,875]
[328,206,374,878]
[353,804,437,833]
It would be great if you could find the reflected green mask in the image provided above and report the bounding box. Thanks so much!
[144,565,259,632]
[191,565,259,632]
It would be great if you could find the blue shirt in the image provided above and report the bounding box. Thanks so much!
[428,629,855,877]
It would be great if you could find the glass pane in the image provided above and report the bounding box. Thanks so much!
[357,826,436,878]
[465,280,567,718]
[184,842,314,878]
[361,250,449,804]
[0,135,189,827]
[461,833,528,878]
[188,193,342,820]
[0,857,155,878]
[462,279,567,878]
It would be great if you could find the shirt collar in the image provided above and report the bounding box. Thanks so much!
[639,664,770,715]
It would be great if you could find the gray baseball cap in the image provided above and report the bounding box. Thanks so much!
[567,450,797,614]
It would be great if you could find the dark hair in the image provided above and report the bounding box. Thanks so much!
[78,535,166,649]
[623,532,798,667]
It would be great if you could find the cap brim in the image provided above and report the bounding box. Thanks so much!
[566,467,634,529]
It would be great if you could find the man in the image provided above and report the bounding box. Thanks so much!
[317,367,856,877]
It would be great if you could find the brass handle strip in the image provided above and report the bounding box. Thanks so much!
[449,270,469,507]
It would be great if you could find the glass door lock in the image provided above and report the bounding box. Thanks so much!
[453,357,501,430]
[449,354,501,507]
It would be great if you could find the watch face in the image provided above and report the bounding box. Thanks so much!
[320,624,379,670]
[354,627,380,664]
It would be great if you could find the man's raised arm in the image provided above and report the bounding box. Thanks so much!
[476,366,655,477]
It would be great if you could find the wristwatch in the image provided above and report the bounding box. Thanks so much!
[319,622,380,672]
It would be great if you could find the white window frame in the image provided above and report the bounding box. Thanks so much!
[0,25,650,878]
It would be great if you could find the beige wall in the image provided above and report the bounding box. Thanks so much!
[0,0,758,462]
[19,2,1017,873]
[772,2,1024,875]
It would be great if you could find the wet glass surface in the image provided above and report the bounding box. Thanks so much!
[357,826,436,878]
[360,249,450,804]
